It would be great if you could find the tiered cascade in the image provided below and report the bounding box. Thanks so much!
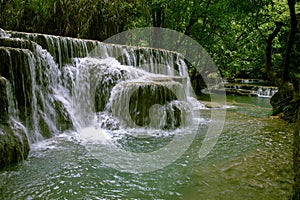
[0,30,197,168]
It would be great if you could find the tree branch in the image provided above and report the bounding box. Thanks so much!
[253,3,267,41]
[265,21,283,82]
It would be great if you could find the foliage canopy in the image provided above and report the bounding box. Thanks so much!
[0,0,299,82]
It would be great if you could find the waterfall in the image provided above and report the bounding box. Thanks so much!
[0,30,200,168]
[257,87,278,98]
[0,35,76,143]
[63,56,192,130]
[221,82,278,98]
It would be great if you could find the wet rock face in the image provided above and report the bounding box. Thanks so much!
[0,123,30,169]
[0,77,30,169]
[128,83,181,129]
[0,46,34,125]
[0,77,9,123]
[0,32,75,169]
[95,69,125,112]
[107,76,187,130]
[53,100,74,132]
[270,92,299,122]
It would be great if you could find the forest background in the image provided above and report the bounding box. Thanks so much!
[1,0,300,198]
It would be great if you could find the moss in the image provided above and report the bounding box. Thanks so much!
[0,122,30,169]
[0,38,36,51]
[0,47,35,127]
[38,116,51,139]
[8,32,93,66]
[95,71,124,112]
[0,76,30,169]
[0,77,9,123]
[128,84,181,129]
[54,100,73,132]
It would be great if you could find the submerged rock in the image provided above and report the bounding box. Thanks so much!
[204,102,223,108]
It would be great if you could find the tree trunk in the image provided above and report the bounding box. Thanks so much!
[265,22,282,83]
[282,0,297,82]
[270,0,297,117]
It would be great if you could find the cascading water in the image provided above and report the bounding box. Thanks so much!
[257,87,278,98]
[221,83,278,98]
[0,37,72,143]
[59,54,199,172]
[61,55,194,129]
[0,30,202,169]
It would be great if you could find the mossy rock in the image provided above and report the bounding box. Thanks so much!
[0,76,30,169]
[128,83,181,129]
[95,73,123,112]
[0,77,9,123]
[0,47,34,123]
[54,99,73,132]
[97,112,120,130]
[0,122,30,169]
[0,38,36,52]
[8,31,96,66]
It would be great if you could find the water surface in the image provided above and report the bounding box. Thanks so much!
[0,96,294,199]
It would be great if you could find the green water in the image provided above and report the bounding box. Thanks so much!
[0,96,294,199]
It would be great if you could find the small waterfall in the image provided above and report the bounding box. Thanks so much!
[257,87,278,98]
[0,34,82,143]
[106,77,189,129]
[222,82,278,98]
[62,56,191,130]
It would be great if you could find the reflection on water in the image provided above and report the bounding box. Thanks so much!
[224,95,273,118]
[0,96,294,199]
